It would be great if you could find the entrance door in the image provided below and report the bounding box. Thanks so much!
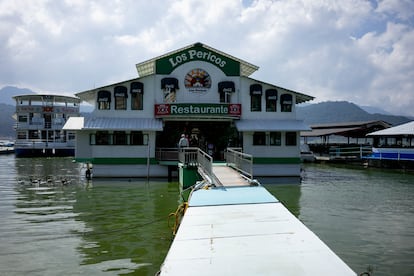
[156,121,240,160]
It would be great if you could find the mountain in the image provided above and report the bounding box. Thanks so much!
[0,104,16,138]
[0,86,36,138]
[297,101,411,126]
[359,105,392,115]
[0,86,36,105]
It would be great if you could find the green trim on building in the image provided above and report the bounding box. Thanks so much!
[179,165,202,189]
[156,44,240,76]
[75,157,300,165]
[253,157,301,164]
[75,157,158,165]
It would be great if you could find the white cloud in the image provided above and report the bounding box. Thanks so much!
[376,0,414,21]
[1,0,413,116]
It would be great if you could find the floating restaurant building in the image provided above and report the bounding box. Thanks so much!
[64,42,314,178]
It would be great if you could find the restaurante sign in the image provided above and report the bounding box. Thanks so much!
[155,103,241,118]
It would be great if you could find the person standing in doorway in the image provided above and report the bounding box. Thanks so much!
[178,134,189,148]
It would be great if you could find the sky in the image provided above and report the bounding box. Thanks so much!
[1,0,414,116]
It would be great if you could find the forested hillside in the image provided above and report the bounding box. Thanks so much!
[297,101,411,126]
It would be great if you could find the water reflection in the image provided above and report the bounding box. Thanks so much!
[7,157,181,275]
[72,180,180,275]
[263,179,302,217]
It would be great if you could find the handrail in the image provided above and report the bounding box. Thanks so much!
[155,147,179,161]
[178,147,215,185]
[197,148,213,178]
[225,147,253,180]
[178,147,198,166]
[369,147,414,161]
[157,147,254,185]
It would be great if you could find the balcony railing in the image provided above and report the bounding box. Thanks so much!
[155,147,179,161]
[15,120,67,130]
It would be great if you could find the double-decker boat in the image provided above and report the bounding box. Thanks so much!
[13,94,80,157]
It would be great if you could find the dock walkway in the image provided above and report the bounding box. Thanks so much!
[211,164,250,187]
[159,185,356,275]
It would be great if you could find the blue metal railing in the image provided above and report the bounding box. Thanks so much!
[367,148,414,161]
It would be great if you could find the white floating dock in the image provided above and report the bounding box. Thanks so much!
[159,186,356,276]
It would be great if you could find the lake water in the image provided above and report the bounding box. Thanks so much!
[0,155,413,276]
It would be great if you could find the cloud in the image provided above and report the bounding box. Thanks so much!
[1,0,413,116]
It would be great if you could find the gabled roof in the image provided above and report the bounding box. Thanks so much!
[236,119,311,131]
[367,121,414,136]
[309,120,391,129]
[76,42,314,104]
[136,42,259,77]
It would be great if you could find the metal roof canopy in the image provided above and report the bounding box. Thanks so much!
[301,127,361,137]
[367,121,414,136]
[63,117,163,131]
[235,119,311,132]
[302,120,391,138]
[62,117,84,130]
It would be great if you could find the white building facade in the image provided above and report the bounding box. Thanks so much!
[64,43,313,178]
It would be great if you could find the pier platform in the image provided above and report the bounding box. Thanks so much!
[159,185,356,275]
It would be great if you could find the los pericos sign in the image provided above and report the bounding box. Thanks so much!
[156,44,240,76]
[155,103,241,118]
[169,50,226,68]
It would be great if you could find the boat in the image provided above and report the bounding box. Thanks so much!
[0,140,14,154]
[300,143,315,162]
[13,94,81,157]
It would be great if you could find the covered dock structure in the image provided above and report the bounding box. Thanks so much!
[365,121,414,169]
[367,120,414,148]
[301,121,391,157]
[301,120,391,145]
